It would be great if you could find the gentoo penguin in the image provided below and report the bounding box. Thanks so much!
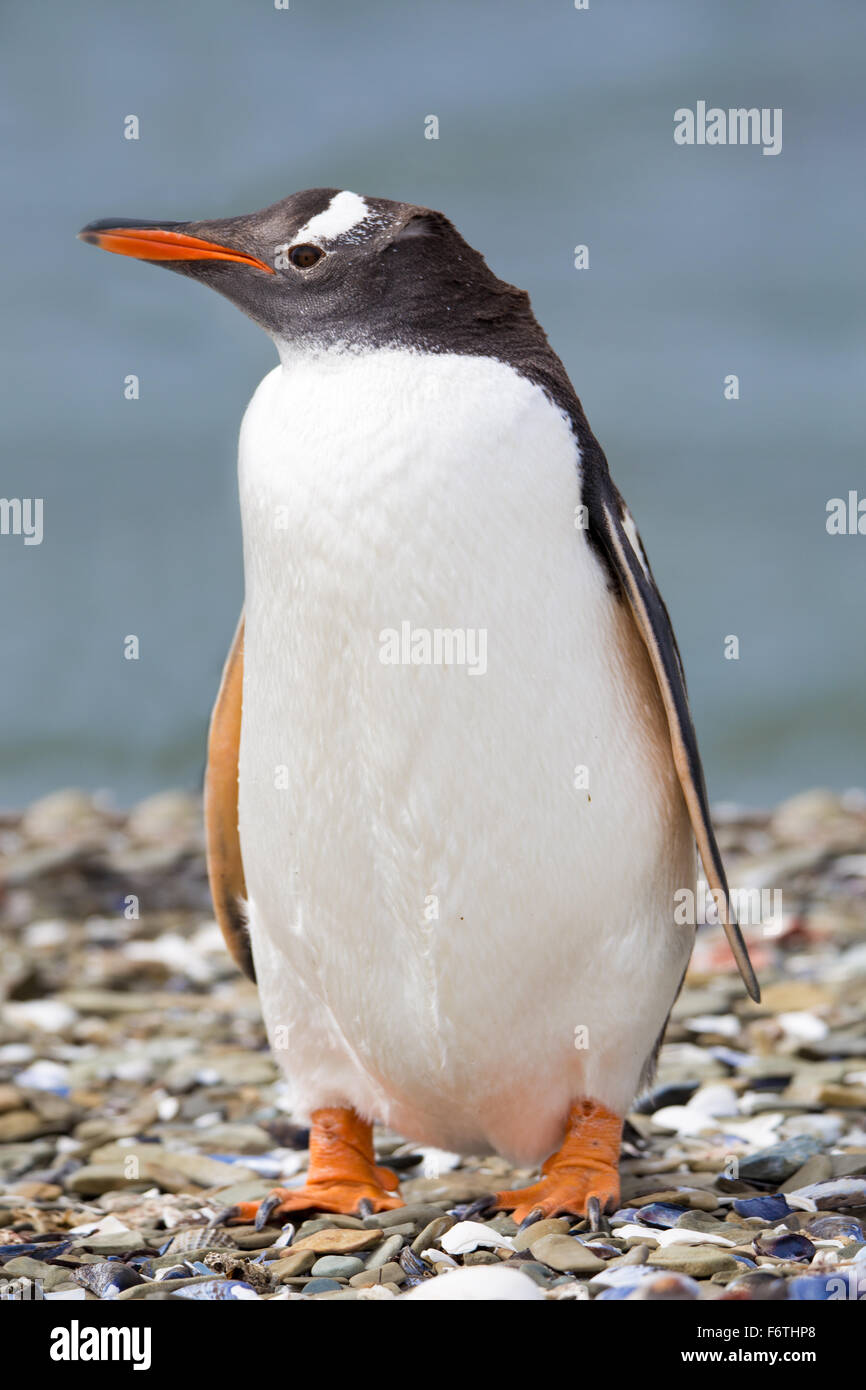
[79,189,758,1224]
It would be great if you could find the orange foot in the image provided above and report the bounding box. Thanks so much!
[225,1107,403,1226]
[495,1098,621,1224]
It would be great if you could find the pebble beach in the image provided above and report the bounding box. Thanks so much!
[1,786,865,1303]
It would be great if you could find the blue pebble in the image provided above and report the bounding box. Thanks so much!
[592,1265,654,1292]
[732,1195,791,1221]
[788,1273,852,1301]
[303,1278,343,1295]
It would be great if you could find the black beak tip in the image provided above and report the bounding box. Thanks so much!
[77,217,181,240]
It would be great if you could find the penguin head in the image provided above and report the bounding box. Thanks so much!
[78,187,531,352]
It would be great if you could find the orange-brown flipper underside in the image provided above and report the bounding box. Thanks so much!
[204,614,254,981]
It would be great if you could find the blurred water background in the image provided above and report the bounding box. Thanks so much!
[0,0,863,809]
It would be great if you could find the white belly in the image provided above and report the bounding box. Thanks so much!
[237,348,694,1165]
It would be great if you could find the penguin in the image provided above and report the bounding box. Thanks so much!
[79,189,758,1225]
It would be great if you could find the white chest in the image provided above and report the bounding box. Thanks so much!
[234,347,692,1159]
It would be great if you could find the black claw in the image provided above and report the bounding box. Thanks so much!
[208,1206,237,1228]
[517,1207,545,1232]
[255,1193,283,1231]
[357,1198,373,1218]
[586,1196,604,1233]
[451,1194,497,1221]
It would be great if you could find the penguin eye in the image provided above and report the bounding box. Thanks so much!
[288,243,324,269]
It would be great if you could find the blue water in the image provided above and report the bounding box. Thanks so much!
[1,0,864,808]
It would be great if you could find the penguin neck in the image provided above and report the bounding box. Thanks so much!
[269,335,373,371]
[265,303,597,482]
[264,262,551,376]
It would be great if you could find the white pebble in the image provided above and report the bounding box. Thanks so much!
[776,1011,828,1041]
[69,1214,132,1236]
[126,935,214,984]
[400,1266,543,1300]
[112,1059,153,1083]
[652,1227,737,1249]
[650,1106,717,1136]
[685,1083,740,1117]
[3,1000,77,1031]
[717,1113,785,1146]
[781,1114,844,1143]
[23,919,69,948]
[191,920,227,952]
[440,1221,515,1255]
[15,1059,70,1092]
[415,1147,463,1178]
[193,1111,223,1129]
[834,854,866,877]
[657,1043,721,1074]
[614,1224,735,1248]
[589,1263,654,1289]
[685,1014,741,1038]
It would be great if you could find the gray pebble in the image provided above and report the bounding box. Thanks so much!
[514,1260,560,1288]
[737,1136,822,1184]
[365,1233,406,1269]
[513,1217,569,1252]
[529,1234,605,1274]
[647,1245,739,1277]
[362,1203,447,1229]
[411,1216,455,1255]
[310,1255,364,1279]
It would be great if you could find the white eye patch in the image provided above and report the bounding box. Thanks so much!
[293,191,369,245]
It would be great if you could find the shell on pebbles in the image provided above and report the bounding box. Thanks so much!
[439,1221,515,1256]
[172,1280,260,1300]
[784,1178,866,1211]
[165,1226,235,1255]
[73,1262,145,1296]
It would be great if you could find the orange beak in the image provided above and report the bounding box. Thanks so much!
[77,222,275,275]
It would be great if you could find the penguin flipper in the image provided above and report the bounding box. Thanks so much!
[590,483,760,1002]
[204,613,255,982]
